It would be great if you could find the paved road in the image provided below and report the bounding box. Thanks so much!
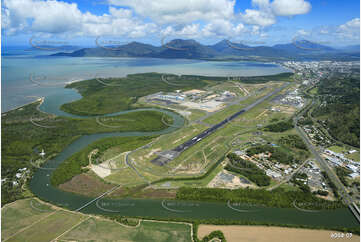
[125,141,155,184]
[267,158,309,191]
[174,83,289,153]
[152,83,289,165]
[294,103,360,222]
[76,139,162,212]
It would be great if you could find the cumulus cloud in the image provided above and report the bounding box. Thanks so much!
[3,0,82,35]
[297,29,310,36]
[337,18,360,39]
[271,0,311,16]
[202,19,245,37]
[240,0,311,27]
[316,18,360,42]
[1,0,318,43]
[160,24,202,39]
[2,0,156,37]
[2,0,265,41]
[108,0,235,24]
[160,20,247,41]
[2,0,249,40]
[106,0,256,39]
[241,9,275,27]
[291,18,360,46]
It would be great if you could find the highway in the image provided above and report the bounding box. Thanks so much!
[293,103,360,222]
[152,82,289,165]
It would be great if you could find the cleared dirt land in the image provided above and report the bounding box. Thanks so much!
[59,172,114,197]
[198,225,360,242]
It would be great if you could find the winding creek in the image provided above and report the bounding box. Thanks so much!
[29,88,358,229]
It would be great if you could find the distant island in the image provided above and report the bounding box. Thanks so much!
[52,39,360,61]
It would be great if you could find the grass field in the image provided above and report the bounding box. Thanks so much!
[59,218,192,242]
[309,87,318,95]
[155,160,225,188]
[54,79,304,199]
[203,104,244,125]
[209,81,246,96]
[2,199,55,241]
[327,146,346,153]
[2,198,192,242]
[187,109,207,122]
[203,82,283,125]
[277,183,300,192]
[2,199,87,242]
[97,148,128,168]
[327,146,360,162]
[19,78,296,203]
[105,167,147,185]
[153,83,307,189]
[103,123,209,183]
[103,81,299,189]
[346,152,360,162]
[6,210,87,242]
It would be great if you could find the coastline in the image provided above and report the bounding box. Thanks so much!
[2,97,44,114]
[2,58,290,114]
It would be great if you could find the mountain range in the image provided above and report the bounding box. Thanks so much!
[52,39,360,61]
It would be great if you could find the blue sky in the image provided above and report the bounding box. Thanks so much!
[2,0,360,47]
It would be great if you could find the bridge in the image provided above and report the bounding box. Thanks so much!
[294,100,360,223]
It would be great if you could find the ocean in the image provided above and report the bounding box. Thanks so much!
[2,46,289,112]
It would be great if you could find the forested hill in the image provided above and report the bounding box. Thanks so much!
[51,39,359,61]
[313,75,360,147]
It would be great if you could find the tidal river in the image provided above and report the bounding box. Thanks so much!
[28,87,358,229]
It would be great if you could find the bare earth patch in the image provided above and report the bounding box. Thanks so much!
[91,163,112,178]
[207,170,256,189]
[173,135,188,144]
[133,188,177,199]
[145,148,161,159]
[198,225,359,242]
[90,152,128,178]
[59,173,114,197]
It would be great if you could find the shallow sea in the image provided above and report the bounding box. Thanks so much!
[2,46,288,112]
